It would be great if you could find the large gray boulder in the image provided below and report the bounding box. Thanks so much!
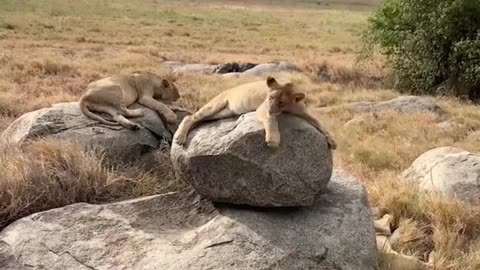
[168,62,258,75]
[171,112,333,207]
[213,62,257,74]
[161,61,300,77]
[173,63,218,74]
[1,102,190,163]
[316,96,444,115]
[222,61,301,78]
[317,96,444,128]
[0,171,378,270]
[402,147,480,204]
[348,96,443,114]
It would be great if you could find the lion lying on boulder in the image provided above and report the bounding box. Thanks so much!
[174,76,336,149]
[79,71,180,130]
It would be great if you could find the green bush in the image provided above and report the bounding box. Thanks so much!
[365,0,480,99]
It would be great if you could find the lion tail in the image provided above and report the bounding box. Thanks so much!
[79,99,118,126]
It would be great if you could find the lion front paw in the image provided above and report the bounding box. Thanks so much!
[266,140,280,148]
[174,132,187,145]
[265,134,280,148]
[165,111,178,124]
[167,105,191,113]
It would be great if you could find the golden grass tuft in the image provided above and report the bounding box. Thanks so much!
[391,218,433,258]
[0,139,181,229]
[29,59,80,77]
[306,60,384,87]
[365,171,480,269]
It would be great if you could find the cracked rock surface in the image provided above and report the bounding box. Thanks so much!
[0,102,189,163]
[0,171,377,270]
[171,112,333,207]
[402,146,480,204]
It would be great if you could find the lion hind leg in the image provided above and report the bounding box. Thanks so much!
[113,114,142,130]
[80,100,118,126]
[174,98,229,145]
[121,107,144,118]
[94,104,141,130]
[205,107,236,120]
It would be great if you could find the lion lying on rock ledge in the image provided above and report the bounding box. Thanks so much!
[79,71,182,130]
[174,76,337,149]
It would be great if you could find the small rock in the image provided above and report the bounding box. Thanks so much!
[0,171,378,270]
[402,147,480,204]
[171,112,333,207]
[1,102,189,163]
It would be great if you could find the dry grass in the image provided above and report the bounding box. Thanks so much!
[0,139,182,229]
[367,171,480,268]
[1,0,480,269]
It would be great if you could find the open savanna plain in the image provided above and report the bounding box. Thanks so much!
[1,0,480,269]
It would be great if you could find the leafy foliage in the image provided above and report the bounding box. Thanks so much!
[365,0,480,99]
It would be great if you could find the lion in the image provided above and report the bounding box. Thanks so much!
[375,214,434,269]
[173,76,337,149]
[79,71,180,130]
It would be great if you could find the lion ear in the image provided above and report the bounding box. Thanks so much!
[266,76,280,89]
[292,92,305,103]
[161,79,170,88]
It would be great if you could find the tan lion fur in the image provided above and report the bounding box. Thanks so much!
[173,76,336,149]
[79,71,180,130]
[375,214,434,270]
